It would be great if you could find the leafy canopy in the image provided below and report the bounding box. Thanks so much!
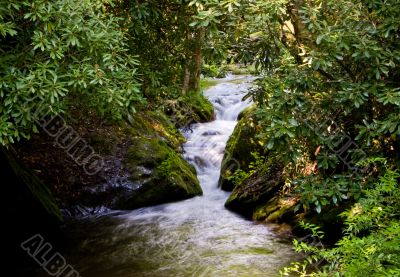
[0,0,143,145]
[193,0,400,275]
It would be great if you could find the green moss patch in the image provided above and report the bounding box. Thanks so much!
[163,91,215,127]
[253,196,298,223]
[219,105,265,191]
[182,91,214,122]
[225,163,284,217]
[119,135,202,209]
[200,78,219,90]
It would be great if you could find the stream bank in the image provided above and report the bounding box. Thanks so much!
[39,75,297,277]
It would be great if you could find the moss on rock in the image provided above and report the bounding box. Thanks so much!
[219,105,265,191]
[117,136,202,210]
[129,111,186,151]
[124,137,172,169]
[73,109,201,211]
[184,91,214,122]
[253,196,298,223]
[225,163,284,217]
[164,91,214,127]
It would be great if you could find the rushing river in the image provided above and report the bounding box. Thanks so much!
[54,75,297,277]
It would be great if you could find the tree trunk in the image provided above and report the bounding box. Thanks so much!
[289,0,306,44]
[189,27,204,92]
[182,67,191,95]
[182,27,204,94]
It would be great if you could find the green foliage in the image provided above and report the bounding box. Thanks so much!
[222,64,257,75]
[195,0,400,213]
[294,174,364,214]
[111,0,204,98]
[162,90,214,126]
[201,64,226,78]
[227,151,266,187]
[247,0,400,165]
[281,166,400,276]
[195,1,400,274]
[200,78,219,90]
[0,0,143,145]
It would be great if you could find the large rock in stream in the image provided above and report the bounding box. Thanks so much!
[221,106,346,240]
[219,105,265,191]
[87,110,204,210]
[14,92,212,216]
[114,136,202,209]
[224,163,284,217]
[220,105,299,224]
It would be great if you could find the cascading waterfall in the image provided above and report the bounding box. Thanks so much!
[57,75,296,277]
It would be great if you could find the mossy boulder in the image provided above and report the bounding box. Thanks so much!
[73,109,201,211]
[184,91,214,122]
[129,111,186,151]
[219,105,265,191]
[115,137,202,209]
[13,106,200,215]
[252,185,347,241]
[225,163,284,217]
[164,91,214,127]
[253,196,298,223]
[124,137,172,169]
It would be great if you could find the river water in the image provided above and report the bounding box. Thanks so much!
[57,75,296,277]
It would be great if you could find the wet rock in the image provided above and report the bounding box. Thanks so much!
[219,105,265,191]
[253,196,298,223]
[129,111,186,151]
[194,156,208,169]
[225,163,284,217]
[202,131,221,136]
[164,91,215,127]
[115,137,203,209]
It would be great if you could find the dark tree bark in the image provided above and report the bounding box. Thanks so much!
[182,27,205,94]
